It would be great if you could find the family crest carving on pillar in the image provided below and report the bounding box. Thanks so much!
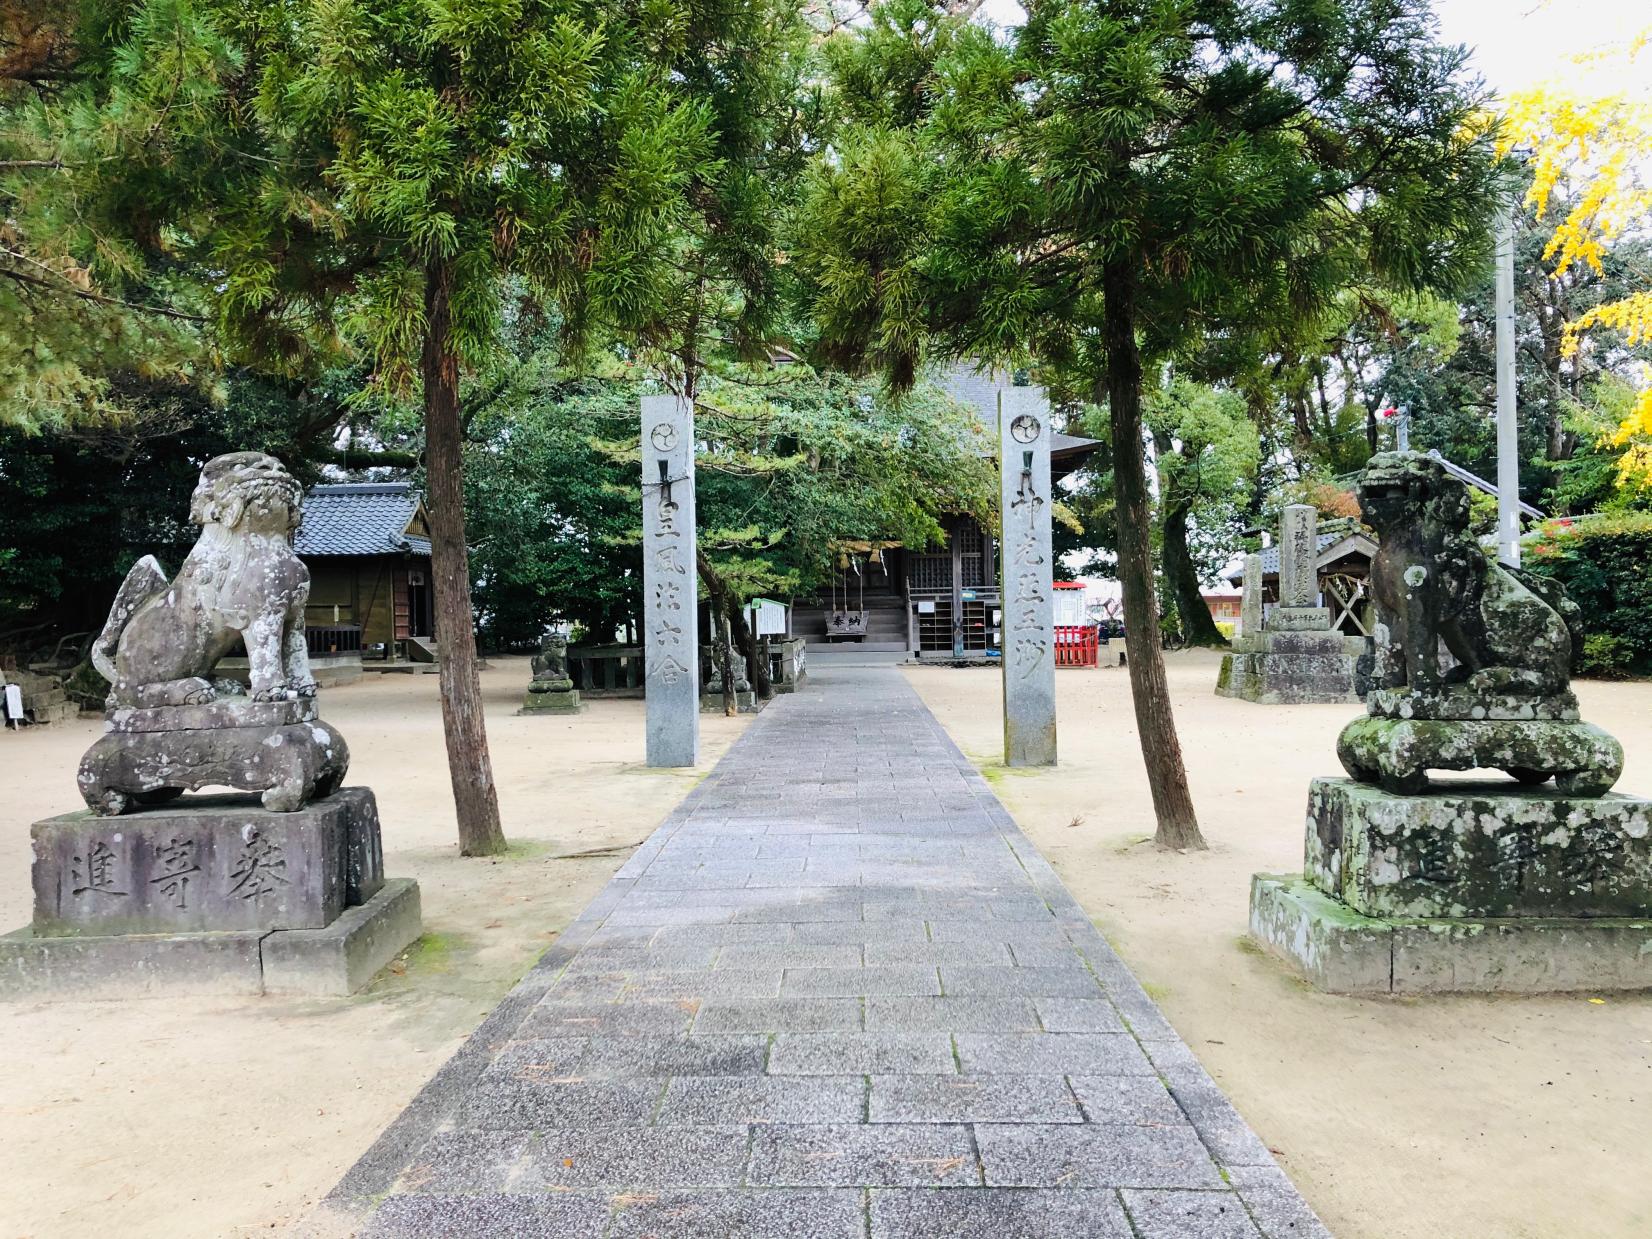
[77,452,349,815]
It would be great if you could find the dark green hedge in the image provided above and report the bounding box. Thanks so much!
[1525,514,1652,678]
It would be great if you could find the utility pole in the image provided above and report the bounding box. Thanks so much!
[1495,205,1521,567]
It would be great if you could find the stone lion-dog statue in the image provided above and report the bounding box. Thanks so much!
[1338,451,1620,795]
[93,451,318,708]
[79,452,347,814]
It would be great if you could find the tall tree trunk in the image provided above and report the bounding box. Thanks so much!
[1162,501,1227,648]
[423,256,506,857]
[1102,258,1206,851]
[728,597,774,699]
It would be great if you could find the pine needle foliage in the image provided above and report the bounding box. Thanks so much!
[795,0,1504,848]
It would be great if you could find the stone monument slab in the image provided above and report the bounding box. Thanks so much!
[1277,504,1321,611]
[642,394,700,767]
[999,387,1056,767]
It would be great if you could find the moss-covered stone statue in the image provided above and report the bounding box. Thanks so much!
[1336,452,1622,796]
[519,633,583,713]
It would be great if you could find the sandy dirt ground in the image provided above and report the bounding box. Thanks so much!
[0,659,750,1239]
[905,650,1652,1239]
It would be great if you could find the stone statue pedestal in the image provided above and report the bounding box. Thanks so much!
[519,678,584,715]
[79,696,349,815]
[1,788,421,999]
[1216,630,1363,705]
[1250,777,1652,994]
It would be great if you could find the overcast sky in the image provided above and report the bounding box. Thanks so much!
[975,0,1647,96]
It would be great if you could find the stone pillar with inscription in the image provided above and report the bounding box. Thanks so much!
[642,393,700,766]
[999,387,1057,767]
[1216,507,1360,705]
[1237,553,1264,644]
[1272,504,1332,631]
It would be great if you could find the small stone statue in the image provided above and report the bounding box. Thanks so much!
[1337,451,1621,795]
[78,452,348,814]
[520,633,583,713]
[529,634,571,687]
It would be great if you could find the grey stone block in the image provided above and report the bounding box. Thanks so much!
[941,966,1101,998]
[870,1187,1134,1239]
[1237,1186,1335,1239]
[0,923,265,999]
[1247,874,1394,995]
[608,1188,867,1239]
[399,1131,527,1193]
[32,796,347,935]
[768,1032,956,1075]
[718,944,864,969]
[955,1033,1154,1076]
[783,965,941,997]
[565,946,718,973]
[261,877,422,996]
[1121,1188,1262,1238]
[572,1034,768,1077]
[791,920,928,945]
[1305,776,1652,919]
[360,1192,611,1238]
[976,1123,1224,1189]
[456,1077,665,1128]
[864,942,1013,966]
[868,1074,1081,1123]
[1161,1069,1276,1167]
[865,996,1041,1033]
[748,1123,979,1186]
[332,787,385,905]
[522,1125,750,1188]
[1036,997,1126,1032]
[657,1075,865,1125]
[620,968,783,1000]
[693,997,863,1033]
[1069,1075,1188,1125]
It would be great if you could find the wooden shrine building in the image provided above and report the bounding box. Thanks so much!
[293,483,437,663]
[790,367,1100,659]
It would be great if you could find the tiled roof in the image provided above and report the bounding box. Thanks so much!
[294,483,430,557]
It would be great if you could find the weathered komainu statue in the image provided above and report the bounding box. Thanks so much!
[519,632,584,714]
[78,452,349,815]
[1337,451,1622,795]
[93,452,319,708]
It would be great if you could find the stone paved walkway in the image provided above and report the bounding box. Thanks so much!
[324,667,1329,1238]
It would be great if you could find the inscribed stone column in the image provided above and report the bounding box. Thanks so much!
[999,387,1057,766]
[1271,504,1331,632]
[1239,552,1264,642]
[641,394,699,766]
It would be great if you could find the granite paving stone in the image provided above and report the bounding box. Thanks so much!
[868,1074,1082,1123]
[329,666,1325,1238]
[656,1075,866,1125]
[1036,997,1128,1033]
[864,996,1041,1032]
[360,1193,612,1238]
[1122,1187,1265,1238]
[693,997,863,1033]
[955,1032,1156,1076]
[768,1031,956,1075]
[976,1123,1225,1189]
[869,1187,1135,1238]
[748,1123,980,1187]
[606,1188,868,1238]
[520,1126,752,1188]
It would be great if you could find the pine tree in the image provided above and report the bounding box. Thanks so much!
[16,0,804,854]
[797,0,1501,849]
